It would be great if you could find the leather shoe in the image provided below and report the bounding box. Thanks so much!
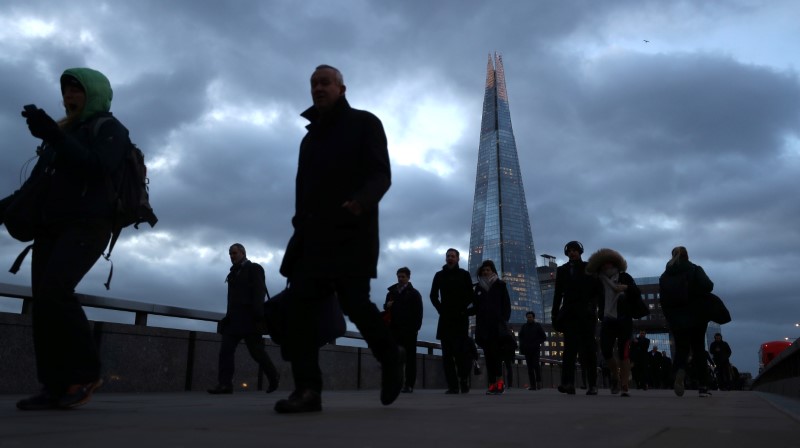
[380,346,405,405]
[274,389,322,414]
[266,372,280,394]
[557,384,576,395]
[207,385,233,395]
[586,386,598,395]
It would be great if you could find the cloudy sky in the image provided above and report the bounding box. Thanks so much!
[1,0,798,375]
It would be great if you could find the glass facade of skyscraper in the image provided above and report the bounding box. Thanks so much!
[468,53,544,323]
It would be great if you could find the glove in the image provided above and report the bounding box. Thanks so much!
[21,108,63,143]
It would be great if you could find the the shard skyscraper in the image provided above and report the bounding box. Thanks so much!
[468,53,543,323]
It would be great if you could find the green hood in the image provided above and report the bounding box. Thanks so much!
[61,67,113,122]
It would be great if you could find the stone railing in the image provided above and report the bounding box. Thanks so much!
[0,282,563,394]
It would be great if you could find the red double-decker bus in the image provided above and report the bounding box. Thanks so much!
[758,341,793,373]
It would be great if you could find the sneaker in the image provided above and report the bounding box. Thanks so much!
[698,388,712,398]
[621,386,630,397]
[610,380,620,395]
[674,369,686,397]
[401,386,413,393]
[16,390,59,411]
[486,382,498,395]
[58,379,103,409]
[496,380,505,394]
[586,386,598,396]
[445,388,460,394]
[527,386,536,391]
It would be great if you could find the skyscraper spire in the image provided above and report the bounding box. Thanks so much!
[469,54,543,323]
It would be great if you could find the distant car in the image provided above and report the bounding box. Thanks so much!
[758,341,793,373]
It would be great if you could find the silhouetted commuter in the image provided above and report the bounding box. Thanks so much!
[660,246,715,398]
[519,311,547,390]
[4,69,128,410]
[709,333,732,390]
[552,241,601,395]
[384,267,423,393]
[630,330,650,389]
[587,248,641,397]
[430,248,474,394]
[277,65,403,413]
[208,243,279,395]
[471,260,511,395]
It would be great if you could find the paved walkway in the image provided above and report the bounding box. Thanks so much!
[0,388,798,448]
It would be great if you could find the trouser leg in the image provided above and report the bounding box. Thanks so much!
[244,334,278,383]
[525,353,536,387]
[441,337,458,390]
[579,324,597,387]
[689,325,710,388]
[285,279,324,394]
[218,333,240,386]
[31,224,109,394]
[394,331,417,388]
[334,277,397,365]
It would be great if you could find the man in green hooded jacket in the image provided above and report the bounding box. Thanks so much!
[1,68,129,410]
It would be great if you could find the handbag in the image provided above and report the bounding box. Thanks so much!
[263,288,346,347]
[705,292,731,325]
[3,167,52,243]
[628,290,650,319]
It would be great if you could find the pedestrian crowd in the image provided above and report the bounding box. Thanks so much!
[1,65,731,414]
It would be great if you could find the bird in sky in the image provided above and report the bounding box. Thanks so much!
[644,39,650,43]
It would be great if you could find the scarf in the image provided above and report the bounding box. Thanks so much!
[226,258,249,283]
[478,272,498,292]
[600,268,622,319]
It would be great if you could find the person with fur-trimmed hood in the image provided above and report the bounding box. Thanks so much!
[587,248,642,397]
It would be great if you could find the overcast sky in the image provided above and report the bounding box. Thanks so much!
[1,0,798,376]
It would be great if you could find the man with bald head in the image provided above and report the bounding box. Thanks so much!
[278,65,403,413]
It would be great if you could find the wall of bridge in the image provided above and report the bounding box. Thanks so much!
[0,311,564,394]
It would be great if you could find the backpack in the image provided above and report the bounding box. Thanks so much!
[658,268,692,309]
[93,117,158,289]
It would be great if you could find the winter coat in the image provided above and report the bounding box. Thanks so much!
[430,265,473,339]
[224,259,267,336]
[384,282,423,333]
[660,259,714,331]
[709,340,732,364]
[551,260,602,330]
[519,321,547,354]
[472,279,511,347]
[280,97,390,279]
[1,68,128,230]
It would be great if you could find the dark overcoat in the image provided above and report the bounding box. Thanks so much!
[472,279,511,347]
[280,97,390,279]
[429,266,473,340]
[224,260,267,336]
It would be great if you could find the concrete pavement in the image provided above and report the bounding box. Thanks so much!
[0,388,798,448]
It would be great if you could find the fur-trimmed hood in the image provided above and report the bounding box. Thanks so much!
[586,248,627,274]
